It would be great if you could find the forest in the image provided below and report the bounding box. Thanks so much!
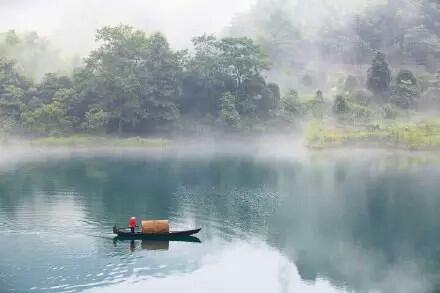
[0,0,439,148]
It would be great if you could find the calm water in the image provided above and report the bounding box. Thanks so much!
[1,147,440,293]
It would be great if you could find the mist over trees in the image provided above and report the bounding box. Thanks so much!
[0,0,439,138]
[228,0,440,89]
[0,25,282,136]
[0,30,79,81]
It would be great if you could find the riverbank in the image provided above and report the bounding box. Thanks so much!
[306,119,440,151]
[1,135,171,148]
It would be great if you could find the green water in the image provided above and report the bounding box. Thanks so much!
[1,148,440,292]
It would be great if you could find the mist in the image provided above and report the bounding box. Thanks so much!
[0,0,255,55]
[1,1,440,292]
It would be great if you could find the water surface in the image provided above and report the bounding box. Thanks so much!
[0,147,439,292]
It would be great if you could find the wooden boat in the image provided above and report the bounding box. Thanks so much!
[114,235,201,244]
[113,225,201,239]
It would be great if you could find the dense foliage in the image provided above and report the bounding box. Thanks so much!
[1,0,440,138]
[0,26,284,136]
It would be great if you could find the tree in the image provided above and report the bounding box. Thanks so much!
[367,52,391,98]
[218,92,240,129]
[389,69,419,109]
[282,90,301,114]
[333,95,350,116]
[262,82,281,114]
[395,70,417,86]
[0,58,31,133]
[85,25,181,135]
[36,73,73,103]
[181,35,228,116]
[228,6,301,69]
[182,35,271,121]
[344,75,359,94]
[85,25,147,134]
[137,33,181,127]
[309,90,326,119]
[21,100,73,136]
[81,107,110,133]
[0,30,76,80]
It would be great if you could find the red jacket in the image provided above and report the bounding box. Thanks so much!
[129,218,136,228]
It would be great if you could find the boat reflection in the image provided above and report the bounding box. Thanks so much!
[113,235,201,252]
[141,239,169,250]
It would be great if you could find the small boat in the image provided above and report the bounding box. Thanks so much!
[113,225,201,239]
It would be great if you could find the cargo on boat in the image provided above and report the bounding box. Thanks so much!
[141,220,169,234]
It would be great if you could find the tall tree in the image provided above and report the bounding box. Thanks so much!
[0,57,30,133]
[136,32,181,130]
[86,25,146,134]
[85,25,181,134]
[367,52,391,98]
[182,35,271,120]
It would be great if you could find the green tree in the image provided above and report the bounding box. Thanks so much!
[0,58,31,134]
[367,52,391,98]
[85,25,181,134]
[85,25,146,134]
[218,37,270,90]
[182,35,271,121]
[21,100,73,136]
[137,33,181,127]
[36,73,72,103]
[81,107,110,133]
[333,95,350,116]
[218,92,240,129]
[389,70,419,109]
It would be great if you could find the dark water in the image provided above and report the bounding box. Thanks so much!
[1,148,440,292]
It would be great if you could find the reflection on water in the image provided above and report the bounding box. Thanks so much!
[113,236,201,252]
[140,240,169,251]
[87,241,348,293]
[0,149,439,292]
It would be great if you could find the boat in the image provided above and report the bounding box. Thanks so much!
[113,234,201,244]
[113,225,201,239]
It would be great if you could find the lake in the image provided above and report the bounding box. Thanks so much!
[0,145,439,293]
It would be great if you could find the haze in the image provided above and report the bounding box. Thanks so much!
[0,0,255,55]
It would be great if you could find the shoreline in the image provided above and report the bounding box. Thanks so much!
[305,120,440,151]
[1,136,171,148]
[1,133,440,153]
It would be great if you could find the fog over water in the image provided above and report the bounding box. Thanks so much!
[1,143,439,292]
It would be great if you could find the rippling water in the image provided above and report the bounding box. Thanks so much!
[0,147,439,292]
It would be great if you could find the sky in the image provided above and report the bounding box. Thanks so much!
[0,0,256,55]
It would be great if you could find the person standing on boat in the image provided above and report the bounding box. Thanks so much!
[129,217,137,233]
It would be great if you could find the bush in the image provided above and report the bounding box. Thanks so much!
[333,95,350,115]
[389,83,419,109]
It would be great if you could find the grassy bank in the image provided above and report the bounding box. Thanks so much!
[306,119,440,150]
[24,136,171,148]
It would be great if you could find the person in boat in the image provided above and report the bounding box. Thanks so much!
[129,216,137,233]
